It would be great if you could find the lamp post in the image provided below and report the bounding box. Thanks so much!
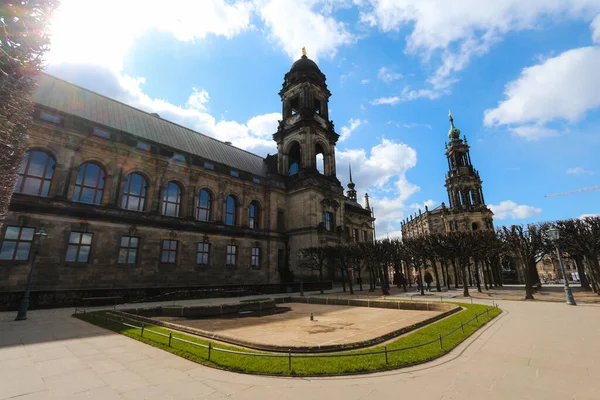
[548,227,577,306]
[15,226,48,321]
[298,251,304,296]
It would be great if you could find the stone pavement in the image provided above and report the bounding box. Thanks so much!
[1,298,598,400]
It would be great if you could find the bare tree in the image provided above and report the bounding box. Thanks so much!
[299,246,330,294]
[1,1,58,230]
[500,224,545,300]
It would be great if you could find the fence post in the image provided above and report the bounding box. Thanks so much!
[288,351,292,370]
[470,297,473,304]
[208,342,212,361]
[486,308,490,319]
[475,314,479,323]
[384,346,388,364]
[440,296,443,303]
[439,333,443,350]
[168,333,172,347]
[460,321,464,334]
[141,325,144,337]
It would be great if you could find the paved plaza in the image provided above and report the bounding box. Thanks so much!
[156,302,441,348]
[1,295,599,399]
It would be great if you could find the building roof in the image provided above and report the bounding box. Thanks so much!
[32,73,268,177]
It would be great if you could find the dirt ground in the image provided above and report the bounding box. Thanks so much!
[155,303,441,348]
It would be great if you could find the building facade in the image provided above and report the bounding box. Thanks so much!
[401,113,494,238]
[0,52,374,302]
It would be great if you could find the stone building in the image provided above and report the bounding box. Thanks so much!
[401,113,494,238]
[0,51,374,304]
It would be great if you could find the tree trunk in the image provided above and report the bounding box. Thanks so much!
[357,265,363,291]
[573,255,591,291]
[481,260,489,291]
[319,260,324,294]
[340,265,347,292]
[368,264,375,291]
[430,258,442,292]
[523,260,535,300]
[444,259,451,290]
[379,263,390,296]
[451,258,459,288]
[586,256,600,294]
[461,265,470,297]
[474,261,482,292]
[486,259,496,287]
[419,262,425,295]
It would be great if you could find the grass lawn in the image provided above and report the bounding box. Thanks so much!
[74,302,501,376]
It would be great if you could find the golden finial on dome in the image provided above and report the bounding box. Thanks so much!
[302,47,307,57]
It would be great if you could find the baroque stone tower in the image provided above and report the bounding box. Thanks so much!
[401,112,494,238]
[443,112,494,231]
[274,48,339,178]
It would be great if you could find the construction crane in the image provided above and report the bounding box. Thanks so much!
[545,186,600,198]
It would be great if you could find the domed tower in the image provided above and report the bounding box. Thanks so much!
[273,48,339,178]
[444,111,494,231]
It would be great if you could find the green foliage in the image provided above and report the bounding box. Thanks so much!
[74,302,501,376]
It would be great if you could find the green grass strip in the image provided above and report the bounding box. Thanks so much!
[73,302,501,376]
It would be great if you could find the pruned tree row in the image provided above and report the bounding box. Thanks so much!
[297,216,600,300]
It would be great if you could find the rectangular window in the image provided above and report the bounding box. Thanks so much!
[204,162,214,170]
[226,245,236,266]
[277,211,285,232]
[118,236,139,264]
[137,141,151,151]
[362,230,368,242]
[0,226,35,261]
[40,111,61,124]
[173,153,186,163]
[353,228,359,242]
[325,212,333,232]
[230,170,239,177]
[196,242,210,265]
[251,247,260,268]
[252,177,261,184]
[65,232,93,263]
[161,240,178,264]
[92,127,110,139]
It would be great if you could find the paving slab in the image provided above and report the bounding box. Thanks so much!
[1,296,599,399]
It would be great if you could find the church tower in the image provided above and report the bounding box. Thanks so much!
[444,112,494,231]
[273,48,339,178]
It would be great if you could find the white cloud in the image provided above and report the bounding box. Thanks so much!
[361,79,370,84]
[489,200,542,220]
[246,113,281,138]
[47,0,253,72]
[257,0,354,61]
[187,88,211,112]
[566,167,594,175]
[337,139,420,234]
[484,47,600,136]
[580,213,600,219]
[509,125,558,140]
[360,0,600,94]
[377,67,403,83]
[592,14,600,43]
[371,96,401,105]
[409,199,437,213]
[339,118,366,142]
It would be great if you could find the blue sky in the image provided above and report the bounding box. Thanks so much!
[44,0,600,237]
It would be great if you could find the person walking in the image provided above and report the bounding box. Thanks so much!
[424,271,434,292]
[414,271,421,292]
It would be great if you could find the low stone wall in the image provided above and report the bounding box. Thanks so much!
[113,296,461,353]
[122,299,276,318]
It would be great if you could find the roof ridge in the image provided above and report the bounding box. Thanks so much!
[38,71,268,162]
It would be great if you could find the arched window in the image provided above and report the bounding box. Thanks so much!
[249,201,260,229]
[121,173,147,212]
[315,143,325,174]
[288,142,301,176]
[224,195,237,226]
[73,162,105,205]
[196,189,211,222]
[162,181,182,217]
[472,222,479,231]
[15,150,55,197]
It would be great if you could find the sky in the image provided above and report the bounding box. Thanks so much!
[44,0,600,238]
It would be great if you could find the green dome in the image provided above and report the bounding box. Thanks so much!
[448,127,461,139]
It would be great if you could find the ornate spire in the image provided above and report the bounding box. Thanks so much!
[302,46,307,57]
[448,110,461,140]
[347,163,357,201]
[364,193,371,210]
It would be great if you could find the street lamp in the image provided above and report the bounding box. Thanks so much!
[298,251,304,296]
[547,227,577,306]
[15,226,48,321]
